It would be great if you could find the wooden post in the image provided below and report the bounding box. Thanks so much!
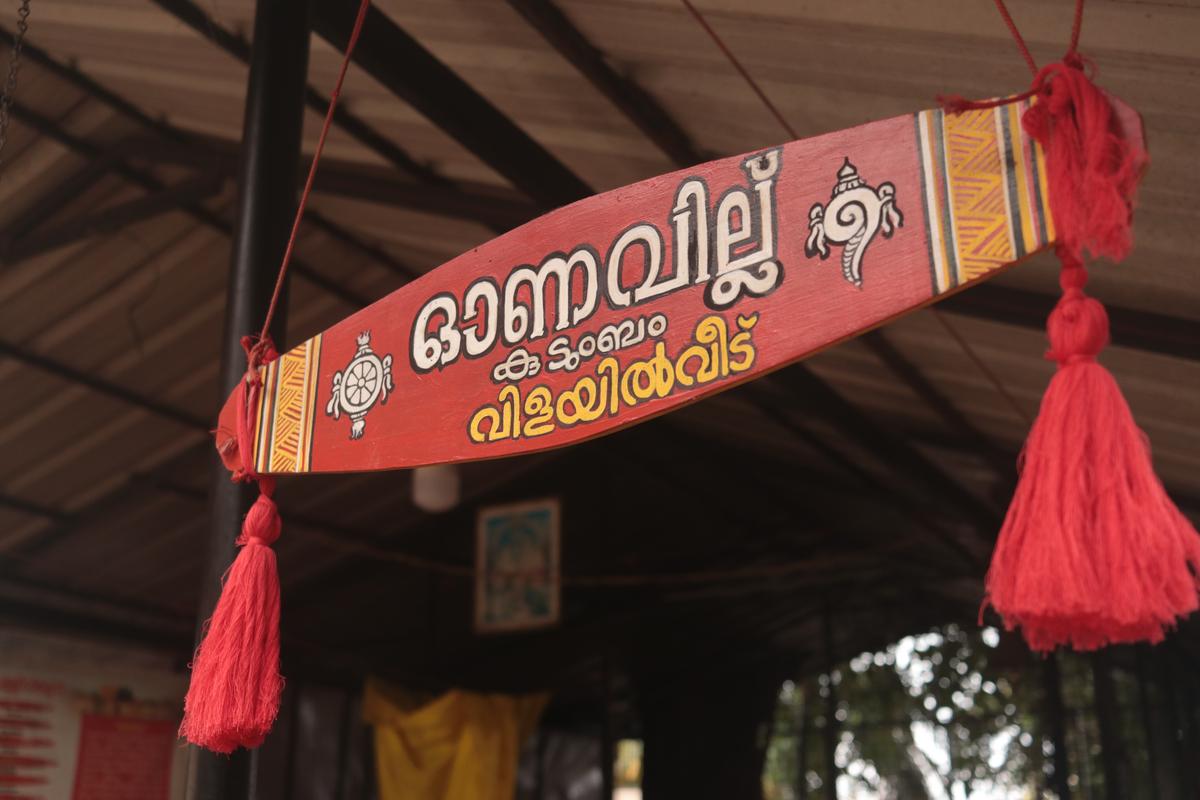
[639,658,783,800]
[796,679,810,799]
[601,655,614,800]
[1134,646,1168,800]
[1090,651,1129,799]
[280,682,304,800]
[1168,645,1200,799]
[1041,652,1072,800]
[533,728,546,800]
[821,606,839,800]
[184,0,311,797]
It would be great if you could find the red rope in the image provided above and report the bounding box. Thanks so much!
[990,0,1087,76]
[679,0,798,141]
[940,0,1087,115]
[1068,0,1085,58]
[254,0,372,355]
[991,0,1039,77]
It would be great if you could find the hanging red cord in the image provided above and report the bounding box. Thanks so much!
[990,0,1039,77]
[679,0,798,141]
[1067,0,1085,59]
[182,0,375,755]
[254,0,372,359]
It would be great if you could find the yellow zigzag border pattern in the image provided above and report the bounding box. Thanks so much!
[915,100,1055,295]
[254,334,323,474]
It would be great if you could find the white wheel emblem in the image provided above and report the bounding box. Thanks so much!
[325,331,394,439]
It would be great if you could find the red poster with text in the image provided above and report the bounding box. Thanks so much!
[71,715,174,800]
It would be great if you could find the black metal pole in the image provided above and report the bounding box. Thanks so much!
[185,0,312,798]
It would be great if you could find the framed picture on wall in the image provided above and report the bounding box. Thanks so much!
[475,499,561,633]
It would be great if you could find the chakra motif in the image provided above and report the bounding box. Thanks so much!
[804,158,902,288]
[325,331,394,439]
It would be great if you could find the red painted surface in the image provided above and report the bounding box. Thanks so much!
[70,716,174,800]
[215,100,1142,476]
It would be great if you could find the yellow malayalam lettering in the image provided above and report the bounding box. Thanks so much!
[467,313,759,444]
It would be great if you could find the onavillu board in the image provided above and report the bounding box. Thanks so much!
[216,98,1143,475]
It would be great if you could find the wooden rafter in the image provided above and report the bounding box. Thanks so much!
[125,134,540,232]
[2,29,421,286]
[505,0,705,167]
[0,338,209,432]
[146,0,446,187]
[941,283,1200,362]
[8,100,372,310]
[743,381,988,571]
[312,0,593,210]
[1,175,224,264]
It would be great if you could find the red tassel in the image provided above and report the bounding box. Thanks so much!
[983,59,1200,651]
[986,257,1200,651]
[1021,56,1145,263]
[181,338,285,752]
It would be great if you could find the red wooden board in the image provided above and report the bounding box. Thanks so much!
[217,99,1143,476]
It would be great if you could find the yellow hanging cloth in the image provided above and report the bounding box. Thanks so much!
[363,678,548,800]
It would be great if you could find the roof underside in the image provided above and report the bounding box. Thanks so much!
[0,0,1197,719]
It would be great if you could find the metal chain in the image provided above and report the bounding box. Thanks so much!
[0,0,32,180]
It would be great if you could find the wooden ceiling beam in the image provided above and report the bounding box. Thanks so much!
[505,0,705,167]
[146,0,446,187]
[312,0,593,210]
[743,381,986,572]
[0,444,208,562]
[126,134,540,232]
[0,574,192,637]
[1,175,224,265]
[0,338,209,433]
[9,100,373,309]
[0,588,191,650]
[1,156,124,243]
[771,365,1001,554]
[0,492,68,522]
[2,28,421,284]
[900,421,1200,519]
[940,283,1199,362]
[860,329,1014,477]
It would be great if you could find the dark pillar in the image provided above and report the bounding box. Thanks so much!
[821,608,839,800]
[600,656,614,800]
[1135,645,1176,800]
[1090,651,1128,799]
[1041,653,1071,800]
[185,0,312,797]
[796,679,810,799]
[1168,645,1200,800]
[640,658,783,800]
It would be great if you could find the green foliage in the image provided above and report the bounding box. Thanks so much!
[763,625,1049,799]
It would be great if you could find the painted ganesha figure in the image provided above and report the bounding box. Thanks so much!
[805,158,902,288]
